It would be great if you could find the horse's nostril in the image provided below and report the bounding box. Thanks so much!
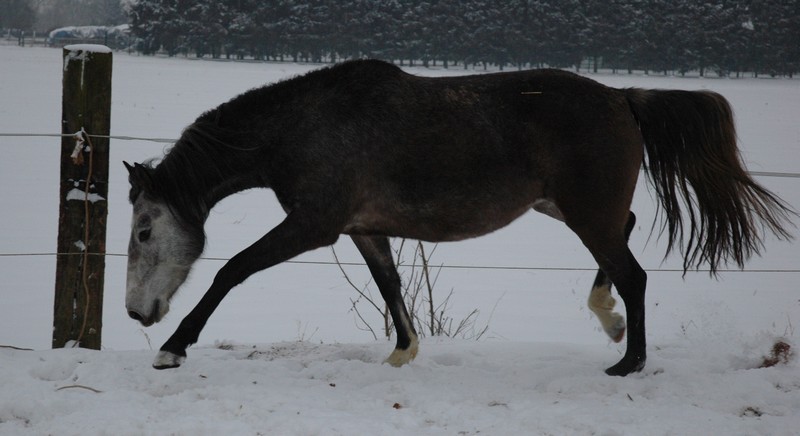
[128,310,144,322]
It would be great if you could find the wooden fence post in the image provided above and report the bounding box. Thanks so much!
[53,45,112,350]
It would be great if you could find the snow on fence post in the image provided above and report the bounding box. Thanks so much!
[53,45,112,350]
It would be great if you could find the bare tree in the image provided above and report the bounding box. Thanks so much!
[334,239,492,341]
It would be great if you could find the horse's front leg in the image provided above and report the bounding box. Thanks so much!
[153,213,339,369]
[351,235,419,367]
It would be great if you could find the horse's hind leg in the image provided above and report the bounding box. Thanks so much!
[571,223,648,376]
[599,244,647,376]
[533,201,635,343]
[561,201,647,376]
[350,235,419,366]
[588,211,636,343]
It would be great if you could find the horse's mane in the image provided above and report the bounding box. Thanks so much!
[143,119,259,229]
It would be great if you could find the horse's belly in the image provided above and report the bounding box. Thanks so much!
[343,200,535,242]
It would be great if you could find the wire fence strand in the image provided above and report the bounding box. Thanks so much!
[3,132,800,179]
[1,251,798,274]
[0,132,176,143]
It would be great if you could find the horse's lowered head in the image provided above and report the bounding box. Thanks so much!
[124,161,205,327]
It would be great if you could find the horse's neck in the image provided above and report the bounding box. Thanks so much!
[158,145,268,227]
[206,175,265,210]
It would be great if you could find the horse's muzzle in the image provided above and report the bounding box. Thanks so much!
[127,310,152,326]
[127,300,160,327]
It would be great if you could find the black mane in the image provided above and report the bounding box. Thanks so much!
[139,124,247,230]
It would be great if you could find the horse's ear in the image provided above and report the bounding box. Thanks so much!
[124,161,153,202]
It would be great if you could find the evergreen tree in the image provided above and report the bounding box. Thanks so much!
[750,0,800,76]
[0,0,36,31]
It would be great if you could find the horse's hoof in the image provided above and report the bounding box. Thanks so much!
[384,348,416,367]
[153,350,186,369]
[605,354,646,377]
[384,336,419,367]
[606,318,626,343]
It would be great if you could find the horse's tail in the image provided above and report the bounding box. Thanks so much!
[623,88,794,273]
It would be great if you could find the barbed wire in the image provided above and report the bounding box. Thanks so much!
[1,251,798,274]
[3,132,800,179]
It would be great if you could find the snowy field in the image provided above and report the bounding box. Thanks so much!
[1,45,798,435]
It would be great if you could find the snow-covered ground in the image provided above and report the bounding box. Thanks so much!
[1,45,798,435]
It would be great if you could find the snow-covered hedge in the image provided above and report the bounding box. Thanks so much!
[48,24,130,49]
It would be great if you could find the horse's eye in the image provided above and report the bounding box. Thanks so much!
[138,228,151,242]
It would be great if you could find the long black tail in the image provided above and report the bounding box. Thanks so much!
[624,88,794,273]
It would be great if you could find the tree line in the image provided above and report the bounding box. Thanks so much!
[96,0,800,76]
[5,0,797,76]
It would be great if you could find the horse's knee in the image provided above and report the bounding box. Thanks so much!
[384,334,419,367]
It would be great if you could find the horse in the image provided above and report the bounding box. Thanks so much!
[124,59,792,376]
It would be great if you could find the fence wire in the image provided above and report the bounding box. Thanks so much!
[1,251,798,274]
[0,132,175,143]
[3,132,800,179]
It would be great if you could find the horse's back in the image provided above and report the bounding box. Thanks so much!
[298,62,640,240]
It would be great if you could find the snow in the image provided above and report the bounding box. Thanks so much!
[63,44,113,54]
[66,188,105,203]
[1,339,798,435]
[1,45,799,435]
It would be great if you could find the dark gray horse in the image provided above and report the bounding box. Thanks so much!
[124,60,792,376]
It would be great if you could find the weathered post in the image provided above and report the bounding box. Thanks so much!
[53,45,112,350]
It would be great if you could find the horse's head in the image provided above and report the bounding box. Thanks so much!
[124,162,204,326]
